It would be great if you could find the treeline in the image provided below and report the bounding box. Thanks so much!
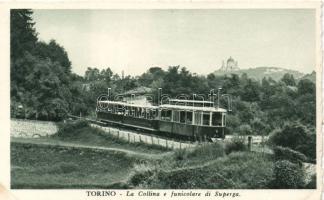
[11,9,316,139]
[11,9,84,120]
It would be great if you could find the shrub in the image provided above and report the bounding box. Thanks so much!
[173,149,188,161]
[188,142,225,159]
[268,123,307,151]
[56,120,89,138]
[151,167,236,189]
[212,152,274,189]
[128,163,156,187]
[305,174,316,189]
[225,136,247,154]
[269,123,315,162]
[295,133,316,163]
[272,160,305,189]
[273,146,307,166]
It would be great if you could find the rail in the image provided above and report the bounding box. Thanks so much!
[67,114,197,150]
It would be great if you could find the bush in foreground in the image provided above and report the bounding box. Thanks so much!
[305,174,316,189]
[150,166,236,189]
[128,163,157,187]
[129,151,274,189]
[272,160,305,189]
[56,120,89,138]
[268,123,315,161]
[225,136,247,154]
[273,146,307,166]
[188,142,225,159]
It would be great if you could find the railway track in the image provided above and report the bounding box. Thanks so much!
[68,115,198,149]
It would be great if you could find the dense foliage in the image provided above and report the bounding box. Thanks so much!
[269,123,316,162]
[11,10,82,120]
[273,146,307,165]
[224,136,247,154]
[272,160,305,189]
[128,151,275,189]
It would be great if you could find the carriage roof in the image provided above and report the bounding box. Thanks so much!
[98,100,226,112]
[159,104,226,112]
[98,100,158,109]
[168,99,214,104]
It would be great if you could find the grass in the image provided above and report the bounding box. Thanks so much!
[53,120,170,154]
[11,142,138,189]
[11,120,170,189]
[127,151,274,189]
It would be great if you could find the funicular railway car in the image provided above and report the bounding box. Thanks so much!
[96,94,227,141]
[159,99,226,140]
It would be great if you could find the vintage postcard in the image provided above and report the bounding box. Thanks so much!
[0,1,322,200]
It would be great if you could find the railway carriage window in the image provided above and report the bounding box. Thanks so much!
[186,111,193,124]
[108,104,112,112]
[173,110,180,122]
[180,111,186,123]
[138,108,141,118]
[194,112,202,125]
[136,108,139,117]
[142,108,145,118]
[202,112,210,126]
[140,108,143,118]
[223,114,226,126]
[161,109,171,121]
[212,112,222,126]
[117,105,123,114]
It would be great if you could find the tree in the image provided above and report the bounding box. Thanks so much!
[297,79,315,95]
[241,79,261,102]
[10,9,38,59]
[281,73,296,86]
[10,9,75,120]
[11,9,38,104]
[238,124,252,136]
[100,68,113,84]
[84,67,100,82]
[269,123,309,152]
[251,118,267,135]
[35,40,72,73]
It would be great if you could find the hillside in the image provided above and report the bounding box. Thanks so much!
[214,66,304,81]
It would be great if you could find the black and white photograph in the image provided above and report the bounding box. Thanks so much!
[0,3,322,200]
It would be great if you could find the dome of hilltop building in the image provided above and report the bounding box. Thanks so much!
[220,56,239,71]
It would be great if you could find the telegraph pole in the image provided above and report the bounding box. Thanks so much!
[107,88,111,100]
[218,88,222,108]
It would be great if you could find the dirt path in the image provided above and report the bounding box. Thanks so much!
[11,137,172,160]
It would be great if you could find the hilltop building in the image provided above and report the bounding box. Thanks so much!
[220,57,239,71]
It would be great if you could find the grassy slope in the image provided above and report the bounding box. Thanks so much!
[11,137,273,189]
[11,120,315,189]
[11,122,170,189]
[11,142,135,188]
[127,144,275,189]
[53,125,171,154]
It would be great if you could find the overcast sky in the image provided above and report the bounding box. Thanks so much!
[32,9,316,76]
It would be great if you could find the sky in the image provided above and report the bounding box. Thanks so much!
[32,9,316,76]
